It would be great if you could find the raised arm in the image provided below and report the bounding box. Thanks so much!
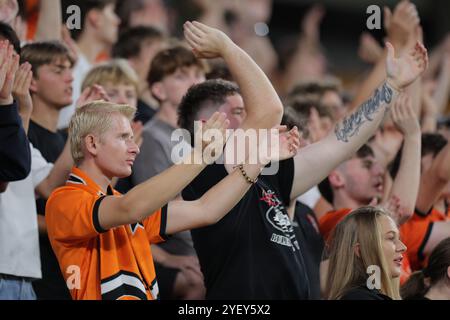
[416,142,450,213]
[165,127,300,234]
[387,94,421,225]
[183,21,283,130]
[34,0,62,41]
[35,140,73,199]
[0,40,30,181]
[351,0,419,109]
[432,54,450,115]
[290,41,428,201]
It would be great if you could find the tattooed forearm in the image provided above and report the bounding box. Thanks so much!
[335,82,394,142]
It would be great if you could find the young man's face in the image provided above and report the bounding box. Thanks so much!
[96,3,120,46]
[196,93,246,130]
[136,39,166,81]
[217,94,246,130]
[95,113,139,179]
[32,58,74,109]
[154,65,205,108]
[103,82,138,108]
[341,155,385,204]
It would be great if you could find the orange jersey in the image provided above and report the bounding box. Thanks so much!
[46,167,168,300]
[400,208,448,271]
[319,208,352,242]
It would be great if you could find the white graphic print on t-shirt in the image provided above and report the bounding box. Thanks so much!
[259,188,300,252]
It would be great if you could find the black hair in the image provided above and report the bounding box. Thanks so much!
[0,22,21,55]
[178,79,240,143]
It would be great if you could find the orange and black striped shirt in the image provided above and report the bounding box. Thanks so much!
[46,167,168,300]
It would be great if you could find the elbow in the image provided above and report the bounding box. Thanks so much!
[397,205,415,225]
[197,200,221,226]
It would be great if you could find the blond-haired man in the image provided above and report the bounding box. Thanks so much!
[45,100,298,300]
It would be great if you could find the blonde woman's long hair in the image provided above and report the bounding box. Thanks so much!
[325,206,401,300]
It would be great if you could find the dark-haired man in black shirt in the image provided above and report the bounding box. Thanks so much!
[179,21,428,299]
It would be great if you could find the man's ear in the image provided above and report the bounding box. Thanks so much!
[86,8,101,29]
[84,134,100,157]
[329,170,345,189]
[150,82,166,102]
[29,77,38,94]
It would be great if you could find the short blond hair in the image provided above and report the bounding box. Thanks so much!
[69,101,136,165]
[81,59,139,93]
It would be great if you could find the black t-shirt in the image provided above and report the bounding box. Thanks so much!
[135,99,157,125]
[340,286,392,300]
[182,159,310,299]
[28,120,71,300]
[292,201,325,299]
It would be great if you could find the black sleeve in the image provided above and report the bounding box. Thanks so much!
[182,163,227,201]
[276,158,295,207]
[0,102,31,181]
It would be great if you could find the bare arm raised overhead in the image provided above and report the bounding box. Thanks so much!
[289,41,428,201]
[183,21,283,131]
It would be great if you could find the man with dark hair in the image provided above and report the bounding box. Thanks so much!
[112,26,166,124]
[0,21,20,54]
[58,0,120,130]
[394,133,450,271]
[179,21,426,299]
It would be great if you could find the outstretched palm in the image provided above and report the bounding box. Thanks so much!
[386,41,428,89]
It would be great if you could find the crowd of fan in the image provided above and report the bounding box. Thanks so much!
[0,0,449,300]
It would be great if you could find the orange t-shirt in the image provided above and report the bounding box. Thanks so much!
[319,208,352,242]
[400,208,448,271]
[46,167,168,300]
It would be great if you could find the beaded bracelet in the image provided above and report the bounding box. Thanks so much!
[234,164,258,184]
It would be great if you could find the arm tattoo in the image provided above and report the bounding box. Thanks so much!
[335,82,394,142]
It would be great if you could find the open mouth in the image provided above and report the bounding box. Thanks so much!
[394,256,403,266]
[374,180,383,192]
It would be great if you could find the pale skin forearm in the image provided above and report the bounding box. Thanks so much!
[166,163,264,234]
[34,0,62,41]
[150,244,171,264]
[36,140,73,199]
[291,81,399,200]
[432,60,450,115]
[98,149,208,230]
[416,143,450,212]
[389,133,421,224]
[221,42,283,129]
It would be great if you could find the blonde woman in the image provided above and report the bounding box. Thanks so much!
[325,206,407,300]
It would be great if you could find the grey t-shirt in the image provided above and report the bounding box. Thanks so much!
[132,117,195,255]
